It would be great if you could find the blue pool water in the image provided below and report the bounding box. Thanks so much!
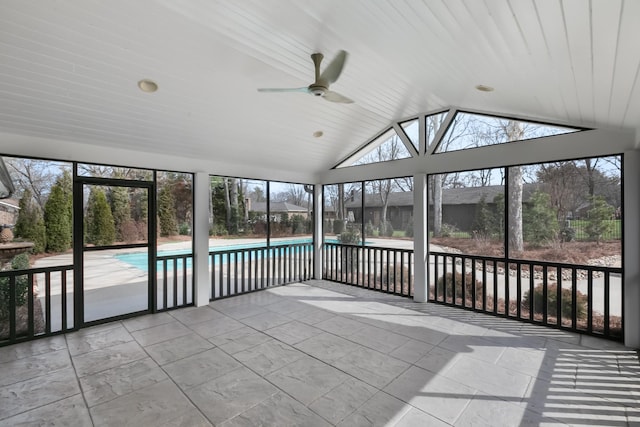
[115,238,316,272]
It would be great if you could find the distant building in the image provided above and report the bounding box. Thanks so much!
[246,198,309,221]
[344,184,540,232]
[0,199,20,228]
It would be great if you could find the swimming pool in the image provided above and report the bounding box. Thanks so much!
[115,238,316,272]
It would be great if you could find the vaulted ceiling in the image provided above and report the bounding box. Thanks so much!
[1,1,639,183]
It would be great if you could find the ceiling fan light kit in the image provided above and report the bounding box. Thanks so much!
[258,50,354,104]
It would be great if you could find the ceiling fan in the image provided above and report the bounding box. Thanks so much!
[258,50,354,104]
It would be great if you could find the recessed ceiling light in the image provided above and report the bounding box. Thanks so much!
[475,84,494,92]
[313,130,324,138]
[138,79,158,93]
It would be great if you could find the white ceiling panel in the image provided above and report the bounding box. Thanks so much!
[0,0,638,182]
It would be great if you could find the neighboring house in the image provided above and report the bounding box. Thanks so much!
[344,184,541,232]
[247,199,309,221]
[0,199,20,228]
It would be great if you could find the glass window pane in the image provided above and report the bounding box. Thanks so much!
[337,128,412,168]
[77,163,153,180]
[364,177,414,244]
[399,119,419,151]
[269,182,313,243]
[435,112,580,153]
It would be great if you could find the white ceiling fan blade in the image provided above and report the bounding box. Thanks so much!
[257,87,309,93]
[319,50,348,84]
[322,90,354,104]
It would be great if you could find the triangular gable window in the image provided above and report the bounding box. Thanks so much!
[399,119,419,151]
[434,111,581,153]
[336,128,412,168]
[425,111,449,152]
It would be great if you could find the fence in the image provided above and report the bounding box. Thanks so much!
[322,242,414,297]
[210,242,313,300]
[430,252,623,341]
[157,253,193,311]
[0,265,74,347]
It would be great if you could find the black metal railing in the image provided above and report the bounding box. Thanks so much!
[209,242,313,300]
[322,242,414,297]
[0,265,74,347]
[430,251,623,341]
[157,253,193,311]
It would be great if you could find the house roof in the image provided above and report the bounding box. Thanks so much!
[344,184,540,208]
[250,201,307,214]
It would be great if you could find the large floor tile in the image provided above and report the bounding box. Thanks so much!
[90,380,210,427]
[456,395,567,426]
[131,320,192,346]
[221,392,330,427]
[122,312,174,332]
[72,340,147,377]
[169,305,225,325]
[189,316,246,339]
[0,394,91,427]
[0,335,67,364]
[233,340,305,376]
[395,407,450,427]
[309,377,377,425]
[264,320,323,345]
[265,356,349,405]
[384,365,477,425]
[286,307,336,325]
[315,315,368,337]
[79,357,168,407]
[163,348,242,389]
[332,346,410,388]
[337,391,413,427]
[208,326,270,352]
[0,368,80,420]
[0,348,71,386]
[144,333,214,365]
[239,311,291,331]
[66,323,133,356]
[389,338,435,364]
[294,332,364,362]
[443,356,533,399]
[346,325,411,354]
[186,366,278,425]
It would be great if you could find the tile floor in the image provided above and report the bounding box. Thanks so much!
[1,280,639,426]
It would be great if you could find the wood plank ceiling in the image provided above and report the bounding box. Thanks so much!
[0,0,638,181]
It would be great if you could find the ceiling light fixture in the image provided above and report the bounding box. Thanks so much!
[475,84,494,92]
[138,79,158,93]
[313,131,324,138]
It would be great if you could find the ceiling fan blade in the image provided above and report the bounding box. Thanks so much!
[257,87,309,93]
[319,50,348,84]
[322,90,354,104]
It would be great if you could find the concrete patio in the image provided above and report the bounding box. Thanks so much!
[1,280,638,426]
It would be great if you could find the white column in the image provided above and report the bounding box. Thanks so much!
[413,173,428,302]
[193,172,211,306]
[624,151,640,348]
[313,184,323,279]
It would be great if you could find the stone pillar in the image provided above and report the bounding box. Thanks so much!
[413,173,428,302]
[193,172,211,306]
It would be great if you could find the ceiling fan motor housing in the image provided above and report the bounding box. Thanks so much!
[308,85,326,96]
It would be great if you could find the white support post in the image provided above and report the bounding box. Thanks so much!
[624,151,640,348]
[413,173,428,302]
[193,172,211,306]
[313,184,323,279]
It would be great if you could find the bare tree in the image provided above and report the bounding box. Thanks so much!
[6,158,62,210]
